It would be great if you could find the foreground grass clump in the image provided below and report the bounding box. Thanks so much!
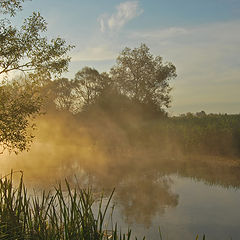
[0,172,208,240]
[0,172,133,240]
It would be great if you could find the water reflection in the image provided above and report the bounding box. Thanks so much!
[2,147,240,228]
[115,173,178,226]
[1,113,240,229]
[57,161,179,226]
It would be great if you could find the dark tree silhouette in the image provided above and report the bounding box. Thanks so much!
[110,44,177,112]
[73,67,112,107]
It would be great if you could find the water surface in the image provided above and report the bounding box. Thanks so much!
[1,138,240,239]
[109,174,240,240]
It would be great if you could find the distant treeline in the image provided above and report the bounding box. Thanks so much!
[81,109,240,158]
[0,44,176,153]
[41,44,176,117]
[162,113,240,157]
[41,72,240,159]
[2,43,239,159]
[43,88,240,159]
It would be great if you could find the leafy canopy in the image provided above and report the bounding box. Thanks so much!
[45,44,177,116]
[110,44,177,111]
[0,78,41,153]
[0,9,73,78]
[0,0,25,16]
[0,0,72,153]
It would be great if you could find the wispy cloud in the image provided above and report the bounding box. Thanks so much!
[70,19,240,114]
[98,1,143,32]
[128,20,240,81]
[130,27,188,40]
[71,46,116,62]
[127,20,240,114]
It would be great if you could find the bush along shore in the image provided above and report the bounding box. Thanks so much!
[0,172,207,240]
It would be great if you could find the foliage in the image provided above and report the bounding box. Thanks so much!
[132,112,240,158]
[41,70,240,158]
[47,78,77,112]
[46,43,177,115]
[73,67,113,107]
[0,172,208,240]
[0,0,72,153]
[169,113,240,156]
[0,78,41,153]
[0,11,73,78]
[42,68,113,113]
[110,44,177,111]
[0,172,135,240]
[77,106,240,159]
[46,44,176,115]
[0,0,25,16]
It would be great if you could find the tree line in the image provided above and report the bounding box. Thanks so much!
[0,0,177,153]
[46,44,176,115]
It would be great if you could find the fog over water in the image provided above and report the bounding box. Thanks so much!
[1,110,240,239]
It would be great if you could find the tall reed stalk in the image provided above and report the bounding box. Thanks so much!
[0,171,132,240]
[0,171,207,240]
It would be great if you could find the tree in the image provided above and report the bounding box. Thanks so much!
[73,67,112,108]
[38,69,112,114]
[0,0,72,152]
[0,12,73,78]
[110,44,177,112]
[45,78,77,112]
[0,0,25,16]
[0,77,41,153]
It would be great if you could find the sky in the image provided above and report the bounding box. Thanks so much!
[14,0,240,115]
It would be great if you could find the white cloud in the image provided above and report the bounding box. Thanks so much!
[127,20,240,114]
[130,27,188,40]
[69,19,240,114]
[99,1,143,32]
[71,46,117,62]
[128,20,240,83]
[98,14,107,33]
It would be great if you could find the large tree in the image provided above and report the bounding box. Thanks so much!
[0,0,72,153]
[110,44,177,111]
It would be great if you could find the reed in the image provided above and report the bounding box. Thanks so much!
[0,171,132,240]
[0,172,208,240]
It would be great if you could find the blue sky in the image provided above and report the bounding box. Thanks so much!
[15,0,240,114]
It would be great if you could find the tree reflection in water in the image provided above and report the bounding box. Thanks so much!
[1,112,240,227]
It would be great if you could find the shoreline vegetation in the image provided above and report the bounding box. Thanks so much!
[2,110,240,190]
[1,103,240,239]
[0,172,207,240]
[2,117,240,195]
